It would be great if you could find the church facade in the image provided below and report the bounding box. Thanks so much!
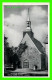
[19,9,47,70]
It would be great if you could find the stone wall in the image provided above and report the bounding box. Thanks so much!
[21,46,41,70]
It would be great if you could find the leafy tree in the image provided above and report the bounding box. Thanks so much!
[17,42,28,58]
[4,35,9,65]
[4,35,28,69]
[13,42,28,68]
[4,35,14,66]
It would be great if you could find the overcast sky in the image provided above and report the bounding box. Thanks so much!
[4,5,48,47]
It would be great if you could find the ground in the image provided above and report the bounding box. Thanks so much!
[4,68,48,76]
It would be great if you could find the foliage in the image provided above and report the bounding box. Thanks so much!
[4,35,14,66]
[4,35,28,69]
[17,42,28,58]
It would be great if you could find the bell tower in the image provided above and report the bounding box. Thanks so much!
[26,8,32,31]
[23,8,34,38]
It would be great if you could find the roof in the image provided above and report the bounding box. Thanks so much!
[22,32,45,54]
[29,35,45,54]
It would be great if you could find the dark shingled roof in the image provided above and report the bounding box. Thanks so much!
[21,31,45,54]
[28,33,45,54]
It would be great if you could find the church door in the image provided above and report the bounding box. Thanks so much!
[23,59,29,68]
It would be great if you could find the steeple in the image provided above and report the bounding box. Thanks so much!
[26,8,31,31]
[27,8,30,21]
[23,8,34,37]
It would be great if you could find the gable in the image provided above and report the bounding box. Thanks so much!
[21,33,35,47]
[21,33,41,54]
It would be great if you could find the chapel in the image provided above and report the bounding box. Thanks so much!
[20,9,47,70]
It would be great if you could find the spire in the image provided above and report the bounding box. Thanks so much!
[27,8,30,21]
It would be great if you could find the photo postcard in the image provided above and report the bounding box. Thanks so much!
[3,3,49,77]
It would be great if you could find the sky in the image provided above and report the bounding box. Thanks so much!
[4,5,48,47]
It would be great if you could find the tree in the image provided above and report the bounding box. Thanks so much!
[4,35,9,65]
[4,35,28,69]
[12,53,20,70]
[4,35,14,66]
[17,42,28,58]
[14,42,28,68]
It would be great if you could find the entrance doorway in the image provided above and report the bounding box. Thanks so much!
[23,59,29,68]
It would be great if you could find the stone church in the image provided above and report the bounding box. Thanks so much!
[19,9,47,70]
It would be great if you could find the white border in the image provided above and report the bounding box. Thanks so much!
[3,2,50,78]
[3,2,49,5]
